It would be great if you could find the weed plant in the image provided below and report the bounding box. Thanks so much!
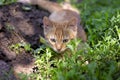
[30,0,120,80]
[0,0,119,80]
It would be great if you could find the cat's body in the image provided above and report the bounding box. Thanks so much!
[18,0,87,53]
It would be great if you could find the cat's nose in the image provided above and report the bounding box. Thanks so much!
[57,49,61,52]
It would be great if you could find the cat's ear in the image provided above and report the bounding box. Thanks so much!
[43,16,52,29]
[68,17,77,31]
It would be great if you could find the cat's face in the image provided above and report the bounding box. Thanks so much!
[43,16,77,53]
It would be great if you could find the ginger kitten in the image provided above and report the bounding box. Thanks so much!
[18,0,87,53]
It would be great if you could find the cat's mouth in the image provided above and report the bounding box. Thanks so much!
[53,47,67,53]
[55,50,64,53]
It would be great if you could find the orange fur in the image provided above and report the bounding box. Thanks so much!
[18,0,87,53]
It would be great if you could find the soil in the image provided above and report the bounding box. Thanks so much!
[0,2,49,79]
[0,0,82,79]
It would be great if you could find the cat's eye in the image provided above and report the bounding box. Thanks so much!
[50,38,56,42]
[63,39,69,43]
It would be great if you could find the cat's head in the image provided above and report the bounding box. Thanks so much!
[43,16,77,53]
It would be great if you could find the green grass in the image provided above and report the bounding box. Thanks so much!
[0,0,16,5]
[28,0,120,80]
[0,0,120,80]
[31,0,120,80]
